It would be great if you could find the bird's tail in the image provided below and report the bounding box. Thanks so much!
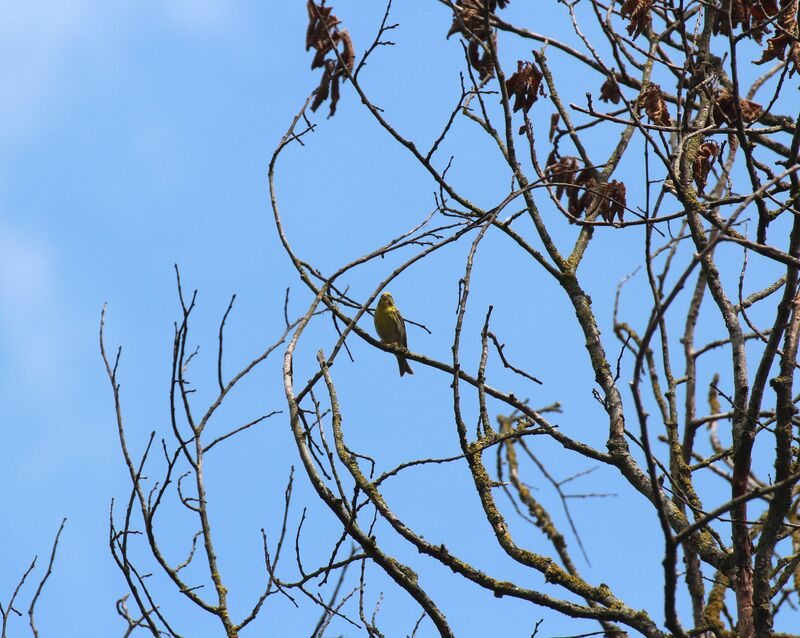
[396,354,414,376]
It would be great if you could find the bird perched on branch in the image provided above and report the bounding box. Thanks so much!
[374,292,413,376]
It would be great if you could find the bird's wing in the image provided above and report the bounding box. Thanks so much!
[397,310,408,348]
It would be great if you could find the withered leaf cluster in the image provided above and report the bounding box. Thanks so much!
[693,141,720,193]
[546,154,592,218]
[306,1,355,116]
[620,0,653,38]
[754,0,800,75]
[505,60,545,115]
[712,89,763,125]
[569,169,597,218]
[545,156,625,222]
[546,155,580,203]
[599,77,622,104]
[636,82,671,126]
[594,180,627,223]
[712,0,779,42]
[447,0,509,79]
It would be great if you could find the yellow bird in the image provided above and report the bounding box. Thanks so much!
[374,292,413,376]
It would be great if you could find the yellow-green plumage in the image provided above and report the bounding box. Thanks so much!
[374,292,413,376]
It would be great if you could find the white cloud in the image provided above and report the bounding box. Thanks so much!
[0,1,92,141]
[0,0,235,143]
[157,0,236,35]
[0,220,62,385]
[0,228,50,304]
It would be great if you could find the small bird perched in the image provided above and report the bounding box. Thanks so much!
[374,292,413,376]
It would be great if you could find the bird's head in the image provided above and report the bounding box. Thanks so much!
[378,292,394,308]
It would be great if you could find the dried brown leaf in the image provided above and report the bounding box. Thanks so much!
[693,141,720,193]
[447,0,510,38]
[306,1,338,51]
[599,77,622,104]
[620,0,653,38]
[713,89,763,124]
[596,180,627,223]
[546,155,580,202]
[447,1,509,80]
[636,83,671,126]
[549,113,560,142]
[447,5,485,39]
[505,60,545,114]
[754,0,800,75]
[570,168,598,218]
[306,2,355,117]
[311,64,332,113]
[713,0,780,42]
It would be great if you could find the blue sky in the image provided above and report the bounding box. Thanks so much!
[1,2,797,636]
